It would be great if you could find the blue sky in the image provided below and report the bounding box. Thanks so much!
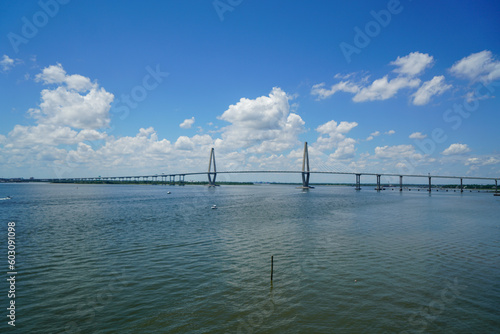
[0,0,499,183]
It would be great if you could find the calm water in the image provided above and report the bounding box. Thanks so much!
[0,183,499,333]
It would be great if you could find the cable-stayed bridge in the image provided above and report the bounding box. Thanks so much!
[54,143,499,193]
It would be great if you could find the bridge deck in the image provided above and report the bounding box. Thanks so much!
[61,170,497,181]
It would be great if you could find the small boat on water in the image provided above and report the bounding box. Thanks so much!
[167,191,171,194]
[211,205,217,209]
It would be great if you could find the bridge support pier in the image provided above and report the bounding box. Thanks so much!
[208,148,218,186]
[355,174,361,190]
[169,175,175,185]
[495,179,498,193]
[179,174,185,186]
[299,142,313,189]
[428,176,432,192]
[376,175,381,191]
[399,175,403,191]
[460,178,463,193]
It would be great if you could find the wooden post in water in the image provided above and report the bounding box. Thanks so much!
[271,256,274,282]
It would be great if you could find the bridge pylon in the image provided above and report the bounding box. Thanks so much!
[299,142,314,189]
[208,147,218,187]
[355,174,361,190]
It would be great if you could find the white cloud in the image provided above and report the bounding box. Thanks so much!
[1,55,16,72]
[179,117,195,129]
[311,81,360,100]
[30,64,113,130]
[6,124,107,148]
[409,132,427,139]
[311,52,439,103]
[69,127,177,170]
[366,131,380,141]
[450,50,500,83]
[465,156,499,166]
[390,52,434,77]
[412,76,452,105]
[316,120,358,135]
[314,120,358,159]
[334,73,355,80]
[441,143,471,155]
[174,134,212,151]
[353,76,421,102]
[35,63,94,91]
[331,137,356,160]
[218,87,305,153]
[385,130,395,135]
[374,145,423,160]
[395,162,407,169]
[35,63,67,84]
[174,136,195,150]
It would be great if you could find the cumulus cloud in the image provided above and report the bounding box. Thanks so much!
[331,137,356,159]
[30,64,114,129]
[311,81,360,100]
[179,117,195,129]
[450,50,500,83]
[314,120,358,159]
[35,63,94,91]
[374,145,423,160]
[316,120,358,135]
[70,127,176,169]
[174,134,212,151]
[1,55,16,72]
[310,52,448,104]
[6,124,107,148]
[465,156,499,166]
[0,64,115,173]
[366,131,380,141]
[442,143,471,155]
[385,130,395,135]
[218,87,305,153]
[353,76,421,102]
[390,52,434,77]
[412,76,452,105]
[409,132,427,139]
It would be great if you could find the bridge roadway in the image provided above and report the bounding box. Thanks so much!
[64,170,499,192]
[70,170,498,181]
[58,143,499,193]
